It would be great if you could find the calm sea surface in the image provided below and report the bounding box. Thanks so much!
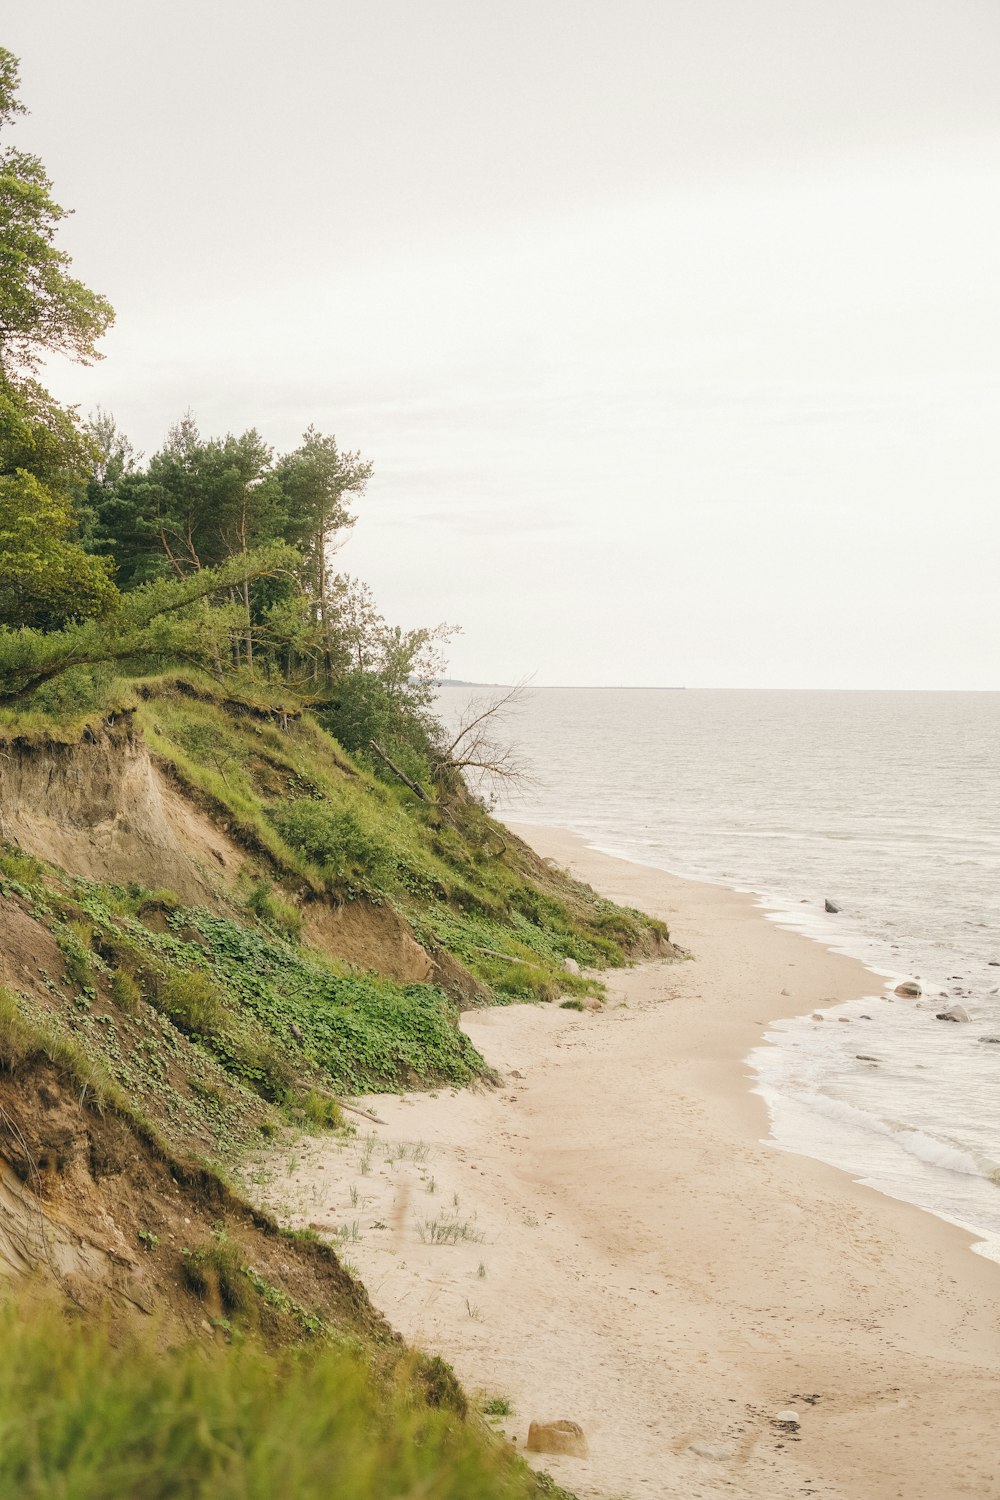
[436,687,1000,1259]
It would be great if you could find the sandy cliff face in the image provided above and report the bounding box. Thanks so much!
[0,733,241,905]
[0,729,478,997]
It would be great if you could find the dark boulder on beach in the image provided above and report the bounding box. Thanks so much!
[824,899,840,914]
[895,981,922,998]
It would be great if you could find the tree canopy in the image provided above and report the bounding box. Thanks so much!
[0,49,472,796]
[0,48,114,376]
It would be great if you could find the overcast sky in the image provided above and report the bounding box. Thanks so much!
[7,1,999,687]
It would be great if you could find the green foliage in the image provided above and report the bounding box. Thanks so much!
[178,906,485,1096]
[0,542,296,702]
[480,1395,514,1417]
[108,969,140,1014]
[0,984,126,1112]
[0,842,44,896]
[154,970,226,1038]
[242,878,302,939]
[0,1301,561,1500]
[181,1233,255,1316]
[0,469,119,628]
[0,49,114,376]
[270,798,393,890]
[0,377,98,488]
[293,1089,344,1130]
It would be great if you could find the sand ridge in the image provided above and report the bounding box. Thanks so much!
[250,827,1000,1500]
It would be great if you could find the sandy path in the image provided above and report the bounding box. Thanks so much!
[249,828,1000,1500]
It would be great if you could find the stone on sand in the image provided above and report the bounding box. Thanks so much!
[525,1420,589,1458]
[689,1440,736,1461]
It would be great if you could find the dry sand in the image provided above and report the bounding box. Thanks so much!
[251,827,1000,1500]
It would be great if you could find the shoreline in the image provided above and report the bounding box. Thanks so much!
[252,826,1000,1500]
[525,823,1000,1261]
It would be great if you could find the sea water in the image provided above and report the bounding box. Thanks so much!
[436,687,1000,1260]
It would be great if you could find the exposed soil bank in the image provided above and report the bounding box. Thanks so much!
[253,828,1000,1500]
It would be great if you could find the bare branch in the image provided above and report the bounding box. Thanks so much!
[434,677,534,797]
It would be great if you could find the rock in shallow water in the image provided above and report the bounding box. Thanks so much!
[895,981,922,998]
[824,899,841,914]
[936,1004,972,1023]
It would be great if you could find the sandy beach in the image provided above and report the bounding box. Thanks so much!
[252,827,1000,1500]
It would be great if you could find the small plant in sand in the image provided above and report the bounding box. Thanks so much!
[465,1299,483,1322]
[418,1217,483,1246]
[335,1221,362,1243]
[385,1139,430,1167]
[476,1261,487,1278]
[480,1395,513,1418]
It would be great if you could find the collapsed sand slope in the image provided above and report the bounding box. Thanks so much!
[0,734,241,904]
[253,830,1000,1500]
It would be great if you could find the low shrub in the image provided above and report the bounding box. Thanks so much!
[270,799,391,890]
[155,970,225,1037]
[243,878,303,940]
[108,968,140,1014]
[181,1234,255,1317]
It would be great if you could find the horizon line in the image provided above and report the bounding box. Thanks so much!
[436,682,999,692]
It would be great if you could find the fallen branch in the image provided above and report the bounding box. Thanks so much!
[472,945,531,966]
[368,739,430,801]
[311,1087,385,1125]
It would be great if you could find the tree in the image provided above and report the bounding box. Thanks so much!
[0,49,114,377]
[0,543,296,702]
[0,469,117,628]
[275,429,372,671]
[0,50,118,630]
[433,681,532,797]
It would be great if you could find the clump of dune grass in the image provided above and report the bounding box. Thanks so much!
[0,1300,574,1499]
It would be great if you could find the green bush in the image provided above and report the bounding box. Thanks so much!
[181,1234,255,1316]
[270,799,391,889]
[155,970,225,1037]
[243,878,303,939]
[109,969,140,1014]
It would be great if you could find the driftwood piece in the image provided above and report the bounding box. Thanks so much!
[311,1087,385,1125]
[472,945,531,966]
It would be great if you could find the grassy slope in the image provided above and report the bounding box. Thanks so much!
[133,673,668,998]
[0,1302,576,1500]
[0,671,668,1497]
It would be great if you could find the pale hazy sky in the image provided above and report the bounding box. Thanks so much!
[7,2,1000,687]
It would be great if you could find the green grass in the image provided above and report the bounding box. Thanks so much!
[132,681,664,1005]
[0,1301,577,1500]
[7,872,489,1146]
